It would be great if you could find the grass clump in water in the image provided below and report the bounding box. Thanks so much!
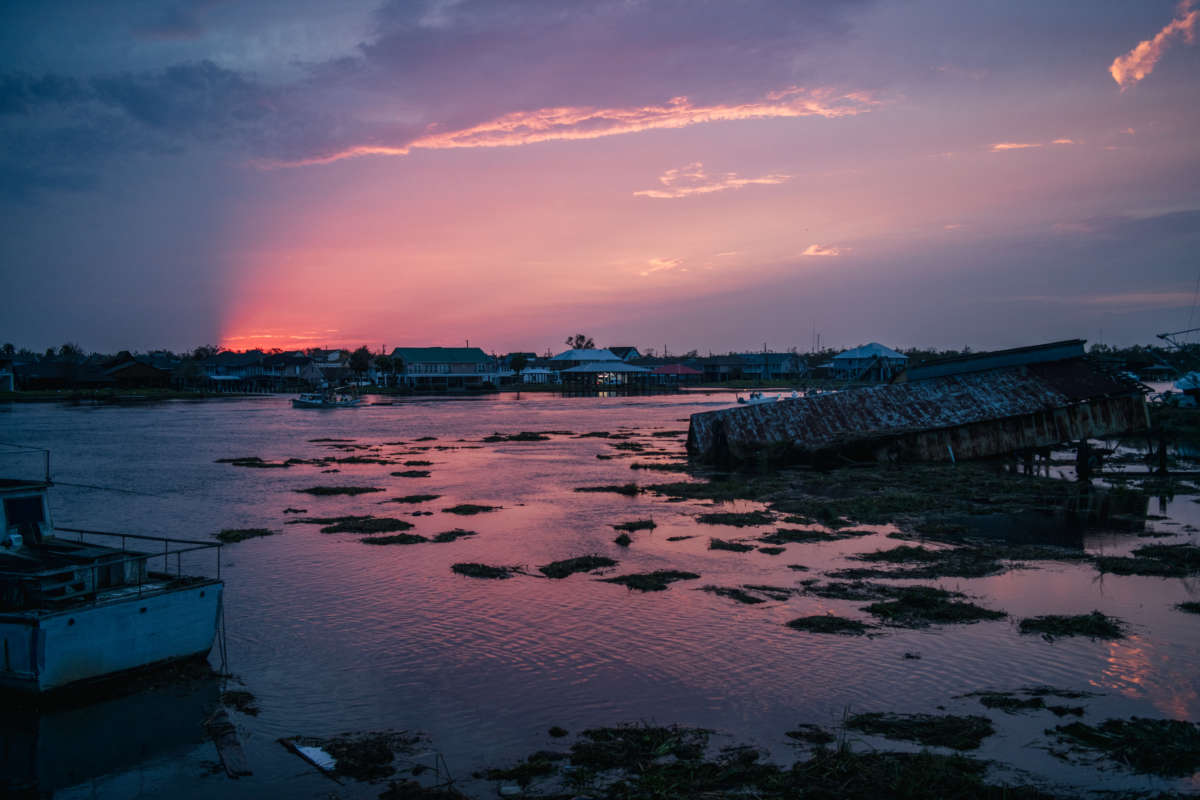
[864,586,1006,628]
[601,570,700,591]
[539,555,617,579]
[613,532,632,546]
[287,731,422,782]
[432,529,476,542]
[1048,717,1200,775]
[215,456,291,468]
[708,537,755,552]
[320,517,414,534]
[833,545,1004,580]
[1018,611,1125,639]
[382,494,441,504]
[402,460,433,466]
[973,693,1046,713]
[629,461,689,472]
[785,615,871,635]
[442,504,500,515]
[568,724,709,771]
[846,712,994,750]
[612,519,656,532]
[295,485,383,496]
[451,563,519,579]
[696,510,774,527]
[759,528,872,544]
[802,581,894,601]
[1096,543,1200,577]
[391,470,431,478]
[574,483,640,496]
[785,724,836,746]
[361,533,427,545]
[702,586,766,605]
[215,528,274,543]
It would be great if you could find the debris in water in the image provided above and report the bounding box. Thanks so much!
[539,555,618,579]
[600,570,700,591]
[548,726,568,738]
[403,460,433,466]
[1018,611,1125,639]
[784,724,836,746]
[281,731,423,781]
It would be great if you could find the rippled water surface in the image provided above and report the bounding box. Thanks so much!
[2,393,1199,797]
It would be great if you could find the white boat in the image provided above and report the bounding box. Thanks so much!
[736,391,779,405]
[0,450,223,693]
[292,387,363,408]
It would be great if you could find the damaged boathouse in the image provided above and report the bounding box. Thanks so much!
[687,340,1150,466]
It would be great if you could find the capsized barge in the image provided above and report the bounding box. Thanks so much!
[0,450,223,693]
[688,341,1150,466]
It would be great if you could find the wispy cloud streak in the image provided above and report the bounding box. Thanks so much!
[633,162,791,199]
[1110,1,1199,89]
[801,244,842,257]
[265,87,878,168]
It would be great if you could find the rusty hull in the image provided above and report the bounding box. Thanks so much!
[687,360,1149,465]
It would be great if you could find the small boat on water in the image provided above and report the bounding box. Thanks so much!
[736,391,779,405]
[0,449,223,693]
[292,387,363,408]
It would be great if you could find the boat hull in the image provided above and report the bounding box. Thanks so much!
[0,580,222,693]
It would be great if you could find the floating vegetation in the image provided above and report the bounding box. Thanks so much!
[574,483,640,496]
[1048,717,1200,776]
[442,504,500,515]
[629,461,689,471]
[708,538,755,552]
[1018,611,1125,639]
[758,546,785,555]
[601,570,700,592]
[576,431,612,438]
[864,586,1005,628]
[403,460,433,466]
[451,563,519,579]
[284,730,422,782]
[846,713,994,750]
[287,514,372,527]
[361,533,427,546]
[482,431,552,442]
[568,724,709,771]
[784,724,836,746]
[695,510,774,527]
[215,528,274,543]
[391,470,431,478]
[1096,543,1200,577]
[221,689,260,716]
[613,533,632,547]
[321,517,414,534]
[612,519,656,532]
[702,585,766,605]
[335,455,393,465]
[382,494,441,504]
[295,486,383,496]
[759,527,872,544]
[832,545,1005,580]
[1178,601,1200,614]
[610,441,645,451]
[539,555,617,579]
[785,615,870,635]
[215,456,292,469]
[802,581,895,601]
[973,693,1046,713]
[432,529,477,543]
[666,535,695,541]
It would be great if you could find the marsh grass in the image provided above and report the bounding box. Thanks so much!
[1048,717,1200,776]
[432,529,477,542]
[1018,611,1125,639]
[786,615,871,635]
[391,470,432,478]
[361,533,427,545]
[612,519,656,532]
[846,713,994,750]
[574,483,640,496]
[381,494,441,504]
[696,511,774,526]
[601,570,700,591]
[708,538,755,552]
[295,486,383,496]
[863,586,1006,627]
[442,504,500,515]
[215,528,274,543]
[320,517,414,534]
[701,585,766,604]
[451,563,519,579]
[538,555,618,579]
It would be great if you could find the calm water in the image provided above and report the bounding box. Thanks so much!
[2,394,1199,798]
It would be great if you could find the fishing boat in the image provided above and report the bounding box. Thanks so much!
[292,386,363,408]
[0,449,223,693]
[736,391,778,405]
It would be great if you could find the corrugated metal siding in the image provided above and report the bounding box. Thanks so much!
[688,361,1147,464]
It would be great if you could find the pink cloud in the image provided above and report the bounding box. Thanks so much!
[1051,138,1076,145]
[639,257,684,277]
[634,162,791,199]
[990,142,1042,151]
[1110,1,1199,89]
[264,87,879,168]
[801,244,842,257]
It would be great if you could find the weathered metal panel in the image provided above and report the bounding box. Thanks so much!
[688,361,1147,465]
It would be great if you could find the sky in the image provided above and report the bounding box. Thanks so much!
[1,0,1198,355]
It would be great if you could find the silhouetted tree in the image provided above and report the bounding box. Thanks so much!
[349,346,372,378]
[374,355,394,386]
[509,353,528,383]
[564,333,595,350]
[192,344,222,360]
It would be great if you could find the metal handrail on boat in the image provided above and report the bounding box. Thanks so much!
[0,528,221,607]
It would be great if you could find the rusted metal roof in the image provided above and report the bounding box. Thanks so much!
[688,359,1147,464]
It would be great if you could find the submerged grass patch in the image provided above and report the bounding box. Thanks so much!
[759,527,873,544]
[786,614,871,635]
[864,586,1006,628]
[442,504,500,515]
[402,460,433,466]
[574,483,640,496]
[833,545,1005,580]
[295,485,383,496]
[702,585,766,605]
[391,470,431,478]
[382,494,441,504]
[215,528,275,543]
[482,431,552,442]
[612,519,656,532]
[361,533,427,546]
[1018,611,1125,639]
[321,517,414,534]
[451,562,519,579]
[1096,543,1200,577]
[432,529,476,542]
[629,461,689,472]
[601,570,700,591]
[539,555,618,579]
[215,456,292,468]
[1048,717,1200,776]
[695,510,774,527]
[708,537,755,552]
[846,713,994,750]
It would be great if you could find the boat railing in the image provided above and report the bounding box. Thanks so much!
[0,528,221,608]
